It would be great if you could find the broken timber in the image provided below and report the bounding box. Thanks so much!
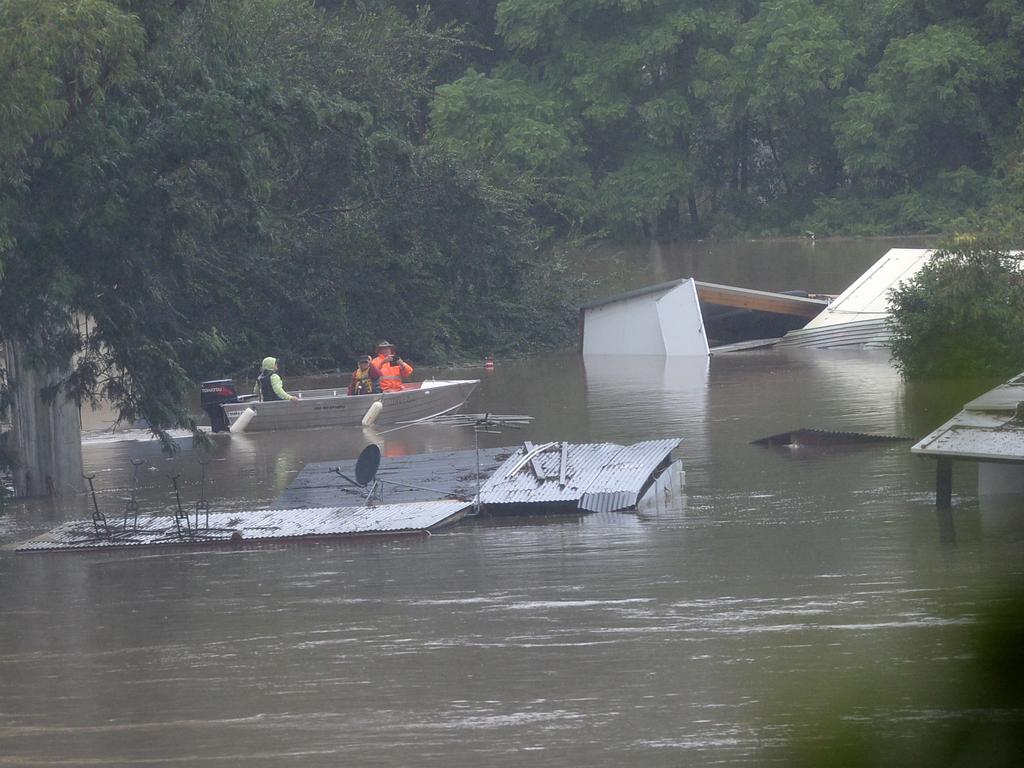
[694,282,827,318]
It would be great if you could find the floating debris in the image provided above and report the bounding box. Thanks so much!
[752,428,910,448]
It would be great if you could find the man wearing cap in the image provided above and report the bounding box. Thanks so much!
[371,340,414,392]
[254,357,299,403]
[347,355,381,395]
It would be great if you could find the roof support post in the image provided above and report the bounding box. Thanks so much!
[936,457,953,509]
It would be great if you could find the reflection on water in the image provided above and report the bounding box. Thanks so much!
[583,354,709,444]
[2,239,1022,767]
[2,345,1021,767]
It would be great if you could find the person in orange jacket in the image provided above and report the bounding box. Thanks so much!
[371,340,413,392]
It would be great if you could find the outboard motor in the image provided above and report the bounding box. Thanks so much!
[200,379,239,433]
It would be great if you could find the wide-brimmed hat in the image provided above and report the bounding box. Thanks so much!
[375,340,394,350]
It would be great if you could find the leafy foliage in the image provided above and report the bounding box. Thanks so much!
[0,0,577,449]
[888,241,1024,379]
[836,24,995,181]
[427,0,1024,238]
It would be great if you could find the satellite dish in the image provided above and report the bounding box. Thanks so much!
[354,444,381,486]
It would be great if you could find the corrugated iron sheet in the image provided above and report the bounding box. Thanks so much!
[479,439,681,512]
[12,500,471,553]
[751,428,910,447]
[777,318,890,348]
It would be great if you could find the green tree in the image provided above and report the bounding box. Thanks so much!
[888,241,1024,379]
[836,24,997,182]
[697,0,859,228]
[430,69,590,225]
[427,0,1024,238]
[0,0,576,477]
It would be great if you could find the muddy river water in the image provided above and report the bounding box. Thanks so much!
[1,238,1022,766]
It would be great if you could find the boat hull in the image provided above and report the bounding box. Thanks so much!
[221,380,478,433]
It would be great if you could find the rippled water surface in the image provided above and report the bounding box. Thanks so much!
[2,240,1022,766]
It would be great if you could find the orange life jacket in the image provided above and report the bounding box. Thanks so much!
[377,358,413,391]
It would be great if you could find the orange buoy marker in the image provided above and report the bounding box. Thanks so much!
[484,356,495,372]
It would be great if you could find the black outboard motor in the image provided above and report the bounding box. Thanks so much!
[200,379,239,433]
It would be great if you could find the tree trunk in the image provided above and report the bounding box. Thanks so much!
[687,194,700,228]
[655,197,680,241]
[5,339,83,497]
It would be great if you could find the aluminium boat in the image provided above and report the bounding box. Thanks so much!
[201,379,479,433]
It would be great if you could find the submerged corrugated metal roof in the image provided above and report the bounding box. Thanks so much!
[777,318,890,348]
[12,500,471,553]
[479,439,681,512]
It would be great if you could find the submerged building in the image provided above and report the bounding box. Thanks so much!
[913,372,1024,506]
[578,248,935,354]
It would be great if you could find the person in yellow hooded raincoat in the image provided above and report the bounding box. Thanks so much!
[254,357,299,403]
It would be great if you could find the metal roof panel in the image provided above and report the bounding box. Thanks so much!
[479,439,681,511]
[12,500,471,552]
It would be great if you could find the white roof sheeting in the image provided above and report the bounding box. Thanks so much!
[11,501,472,552]
[802,248,933,331]
[912,372,1024,462]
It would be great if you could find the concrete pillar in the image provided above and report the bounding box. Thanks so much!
[5,339,83,497]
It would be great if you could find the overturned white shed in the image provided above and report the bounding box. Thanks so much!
[581,279,708,356]
[579,279,826,355]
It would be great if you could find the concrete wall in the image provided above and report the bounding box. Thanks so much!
[978,462,1024,497]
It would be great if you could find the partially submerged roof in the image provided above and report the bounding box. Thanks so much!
[580,280,827,317]
[912,372,1024,462]
[776,249,933,349]
[275,447,513,509]
[776,317,891,348]
[752,428,910,447]
[11,500,473,553]
[802,248,933,329]
[479,438,681,512]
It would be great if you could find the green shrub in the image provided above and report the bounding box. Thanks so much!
[888,241,1024,379]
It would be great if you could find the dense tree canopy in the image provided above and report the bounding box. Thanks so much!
[0,0,576,443]
[430,0,1024,239]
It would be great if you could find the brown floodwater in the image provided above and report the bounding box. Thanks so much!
[1,237,1022,766]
